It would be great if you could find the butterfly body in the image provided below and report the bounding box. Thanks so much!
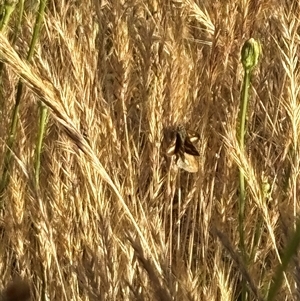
[166,128,200,173]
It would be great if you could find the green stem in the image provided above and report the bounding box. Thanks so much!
[35,104,48,187]
[0,1,17,31]
[31,0,48,188]
[0,0,47,203]
[0,81,24,204]
[237,38,261,260]
[26,0,47,62]
[238,69,250,256]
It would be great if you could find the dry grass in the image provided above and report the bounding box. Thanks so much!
[0,0,300,300]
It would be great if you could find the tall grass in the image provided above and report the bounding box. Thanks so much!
[0,1,300,300]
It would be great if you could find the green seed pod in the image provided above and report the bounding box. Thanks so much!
[241,38,261,72]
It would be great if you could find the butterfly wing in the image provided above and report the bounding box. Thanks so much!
[187,130,200,143]
[166,132,182,156]
[184,138,200,156]
[176,153,199,173]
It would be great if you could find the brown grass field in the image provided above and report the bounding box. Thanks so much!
[0,0,300,300]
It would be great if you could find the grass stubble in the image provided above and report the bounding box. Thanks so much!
[0,0,300,300]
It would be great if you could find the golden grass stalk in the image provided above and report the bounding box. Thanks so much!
[0,1,300,300]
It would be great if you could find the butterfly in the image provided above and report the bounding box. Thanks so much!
[166,127,200,173]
